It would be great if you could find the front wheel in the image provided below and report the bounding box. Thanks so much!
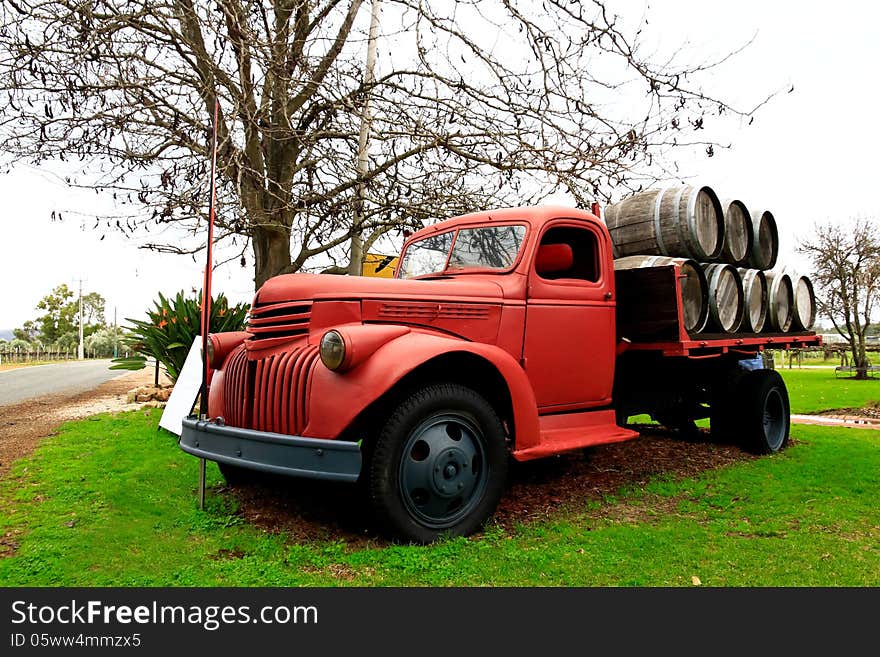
[366,383,508,544]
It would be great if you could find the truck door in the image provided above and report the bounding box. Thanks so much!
[523,220,616,409]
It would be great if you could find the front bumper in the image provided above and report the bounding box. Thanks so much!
[179,417,362,483]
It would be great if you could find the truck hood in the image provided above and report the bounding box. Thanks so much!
[255,273,506,305]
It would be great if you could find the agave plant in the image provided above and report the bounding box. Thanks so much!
[112,291,249,382]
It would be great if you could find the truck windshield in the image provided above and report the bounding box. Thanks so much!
[398,224,527,278]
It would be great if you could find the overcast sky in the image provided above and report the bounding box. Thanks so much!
[1,0,877,331]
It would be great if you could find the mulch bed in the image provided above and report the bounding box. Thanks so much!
[230,426,754,548]
[818,406,880,420]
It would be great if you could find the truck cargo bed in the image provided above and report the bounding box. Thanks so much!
[615,265,820,357]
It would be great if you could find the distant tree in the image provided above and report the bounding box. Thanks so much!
[13,320,38,342]
[799,219,880,379]
[8,338,32,352]
[17,284,107,345]
[84,326,119,358]
[54,331,80,352]
[0,1,767,289]
[12,284,107,348]
[34,284,77,344]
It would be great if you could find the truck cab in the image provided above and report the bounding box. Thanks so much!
[180,205,810,543]
[395,207,618,410]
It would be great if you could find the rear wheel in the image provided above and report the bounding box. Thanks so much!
[710,366,747,443]
[367,383,508,544]
[734,369,790,454]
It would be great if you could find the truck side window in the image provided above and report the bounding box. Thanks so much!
[537,226,600,282]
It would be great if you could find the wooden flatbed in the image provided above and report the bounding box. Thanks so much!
[615,264,820,358]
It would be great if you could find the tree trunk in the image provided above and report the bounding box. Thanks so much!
[347,231,363,276]
[851,339,869,379]
[253,224,292,290]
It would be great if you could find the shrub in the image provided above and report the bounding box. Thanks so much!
[84,327,121,358]
[113,291,249,382]
[7,338,32,352]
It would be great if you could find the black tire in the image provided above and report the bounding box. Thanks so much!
[710,366,747,443]
[710,394,736,443]
[218,461,257,486]
[733,369,790,454]
[367,383,508,544]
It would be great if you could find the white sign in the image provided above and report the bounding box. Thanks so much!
[159,337,205,436]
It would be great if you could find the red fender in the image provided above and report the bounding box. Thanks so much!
[304,330,540,450]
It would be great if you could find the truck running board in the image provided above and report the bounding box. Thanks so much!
[513,410,639,461]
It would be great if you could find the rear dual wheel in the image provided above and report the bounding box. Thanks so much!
[712,368,790,454]
[737,369,790,454]
[367,383,508,544]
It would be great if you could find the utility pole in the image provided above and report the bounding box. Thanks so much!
[77,279,84,360]
[113,306,118,358]
[348,0,381,276]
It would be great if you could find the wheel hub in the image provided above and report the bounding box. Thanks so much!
[398,413,488,528]
[431,447,471,497]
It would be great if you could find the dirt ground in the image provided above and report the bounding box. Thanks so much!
[0,375,755,545]
[0,368,160,477]
[229,426,754,547]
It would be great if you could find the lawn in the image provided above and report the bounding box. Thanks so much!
[779,366,880,413]
[1,404,878,586]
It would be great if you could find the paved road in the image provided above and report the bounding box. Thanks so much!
[0,360,128,407]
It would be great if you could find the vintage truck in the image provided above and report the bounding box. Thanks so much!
[180,206,819,542]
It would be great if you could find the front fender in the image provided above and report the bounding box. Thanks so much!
[304,331,540,450]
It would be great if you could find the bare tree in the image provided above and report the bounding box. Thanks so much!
[0,0,767,288]
[799,219,880,379]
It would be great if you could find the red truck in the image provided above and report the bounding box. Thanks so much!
[180,206,819,543]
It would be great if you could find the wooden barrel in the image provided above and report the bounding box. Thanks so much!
[790,273,816,331]
[720,199,753,266]
[737,268,768,333]
[764,271,794,332]
[604,186,724,261]
[613,255,709,333]
[701,263,744,333]
[747,209,779,270]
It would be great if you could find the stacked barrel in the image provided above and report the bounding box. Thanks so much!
[607,185,815,335]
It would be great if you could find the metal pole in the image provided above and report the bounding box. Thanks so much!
[77,279,84,360]
[198,458,206,510]
[113,306,118,358]
[200,99,219,418]
[196,98,220,510]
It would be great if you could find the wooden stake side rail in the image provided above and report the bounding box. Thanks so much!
[615,262,821,358]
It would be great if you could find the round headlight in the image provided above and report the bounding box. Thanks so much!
[320,330,346,371]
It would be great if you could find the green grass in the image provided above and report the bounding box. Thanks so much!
[1,409,878,586]
[779,367,880,413]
